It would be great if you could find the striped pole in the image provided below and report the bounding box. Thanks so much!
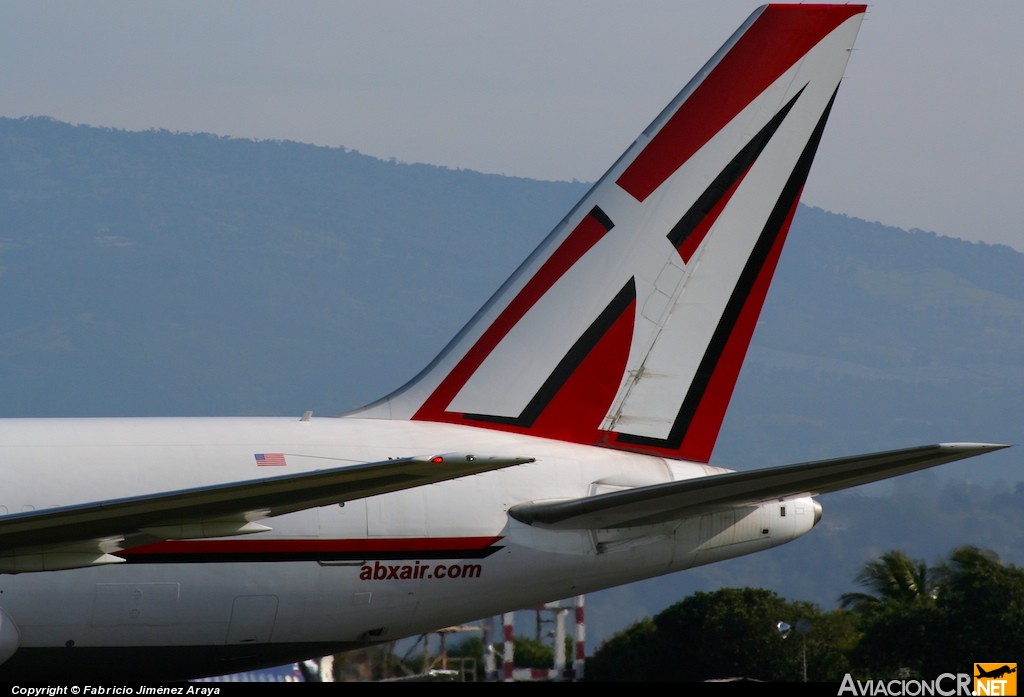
[573,595,585,681]
[502,612,515,682]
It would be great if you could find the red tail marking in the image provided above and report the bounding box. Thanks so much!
[420,292,636,445]
[677,166,752,263]
[616,5,864,202]
[674,192,801,461]
[518,296,636,443]
[414,208,612,421]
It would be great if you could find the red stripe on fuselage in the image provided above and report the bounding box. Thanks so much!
[616,5,864,202]
[121,536,503,557]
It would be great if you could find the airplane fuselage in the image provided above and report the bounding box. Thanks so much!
[0,416,817,680]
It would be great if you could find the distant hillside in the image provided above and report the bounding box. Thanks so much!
[1,116,1021,645]
[0,116,584,416]
[3,116,1018,468]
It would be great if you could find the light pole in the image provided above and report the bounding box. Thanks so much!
[776,618,811,682]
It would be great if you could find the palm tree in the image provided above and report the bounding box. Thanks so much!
[839,550,937,610]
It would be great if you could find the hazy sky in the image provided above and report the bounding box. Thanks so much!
[4,1,1023,250]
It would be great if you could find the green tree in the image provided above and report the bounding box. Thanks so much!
[845,594,938,678]
[586,617,657,682]
[839,549,936,610]
[587,588,853,682]
[800,604,859,680]
[841,549,940,677]
[651,588,796,681]
[509,636,555,669]
[924,546,1024,674]
[844,546,1024,678]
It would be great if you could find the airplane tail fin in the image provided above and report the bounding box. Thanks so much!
[347,5,867,463]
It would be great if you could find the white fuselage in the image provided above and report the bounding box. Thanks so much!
[0,416,817,680]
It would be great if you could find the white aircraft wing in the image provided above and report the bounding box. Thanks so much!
[509,443,1007,530]
[0,452,532,572]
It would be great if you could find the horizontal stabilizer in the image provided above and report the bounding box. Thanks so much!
[0,452,532,573]
[509,443,1008,530]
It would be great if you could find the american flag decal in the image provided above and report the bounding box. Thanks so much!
[255,453,286,466]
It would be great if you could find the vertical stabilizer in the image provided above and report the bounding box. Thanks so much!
[348,5,867,463]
